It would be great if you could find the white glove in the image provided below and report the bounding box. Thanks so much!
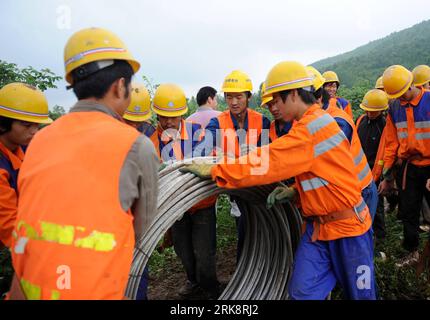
[239,144,257,156]
[230,200,242,218]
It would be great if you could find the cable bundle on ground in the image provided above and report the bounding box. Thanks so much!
[125,158,302,300]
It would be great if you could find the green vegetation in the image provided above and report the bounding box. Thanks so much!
[312,19,430,120]
[313,20,430,89]
[0,60,61,91]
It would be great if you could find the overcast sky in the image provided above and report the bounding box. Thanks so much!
[1,0,429,110]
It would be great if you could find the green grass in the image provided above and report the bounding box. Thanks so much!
[373,212,429,300]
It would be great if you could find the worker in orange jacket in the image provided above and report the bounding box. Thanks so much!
[378,65,430,268]
[322,71,353,119]
[182,61,376,300]
[194,70,271,262]
[9,28,159,300]
[308,67,379,223]
[149,83,220,299]
[0,84,52,250]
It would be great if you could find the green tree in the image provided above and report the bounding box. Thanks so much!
[0,60,61,91]
[338,80,372,121]
[49,105,66,121]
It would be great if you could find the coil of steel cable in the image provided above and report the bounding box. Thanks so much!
[125,158,302,300]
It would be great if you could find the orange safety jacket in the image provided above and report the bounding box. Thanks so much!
[11,111,139,300]
[0,142,25,248]
[149,119,215,211]
[212,104,371,241]
[217,109,265,158]
[384,88,430,169]
[327,99,374,190]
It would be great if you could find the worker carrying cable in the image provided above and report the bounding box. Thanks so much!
[378,65,430,268]
[322,71,353,119]
[0,84,52,250]
[123,83,155,137]
[182,61,376,300]
[8,27,159,300]
[148,83,220,299]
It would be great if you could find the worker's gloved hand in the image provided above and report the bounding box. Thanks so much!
[158,162,168,172]
[266,186,297,209]
[426,179,430,192]
[378,168,395,195]
[378,178,395,196]
[179,163,215,180]
[239,144,257,156]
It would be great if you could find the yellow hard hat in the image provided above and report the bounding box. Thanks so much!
[123,83,151,122]
[360,89,389,112]
[0,83,53,124]
[306,66,326,91]
[412,65,430,87]
[152,84,188,117]
[263,61,314,98]
[64,27,140,84]
[322,71,340,85]
[222,70,253,93]
[260,83,273,107]
[375,76,384,90]
[382,65,413,99]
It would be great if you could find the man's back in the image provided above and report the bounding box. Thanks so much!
[187,106,221,129]
[12,109,141,299]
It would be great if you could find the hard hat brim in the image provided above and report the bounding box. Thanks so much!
[359,104,389,112]
[413,81,430,87]
[261,96,273,108]
[151,106,188,118]
[1,113,53,124]
[66,58,140,84]
[222,88,252,93]
[123,113,152,122]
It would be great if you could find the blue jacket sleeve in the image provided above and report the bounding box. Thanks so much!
[258,116,272,147]
[334,117,353,143]
[193,117,219,157]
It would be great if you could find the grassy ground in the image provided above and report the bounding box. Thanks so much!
[372,212,430,300]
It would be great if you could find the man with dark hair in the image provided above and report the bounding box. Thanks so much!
[187,86,220,129]
[194,71,270,262]
[149,83,220,299]
[9,28,159,300]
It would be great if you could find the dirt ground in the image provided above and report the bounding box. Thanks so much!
[147,244,237,300]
